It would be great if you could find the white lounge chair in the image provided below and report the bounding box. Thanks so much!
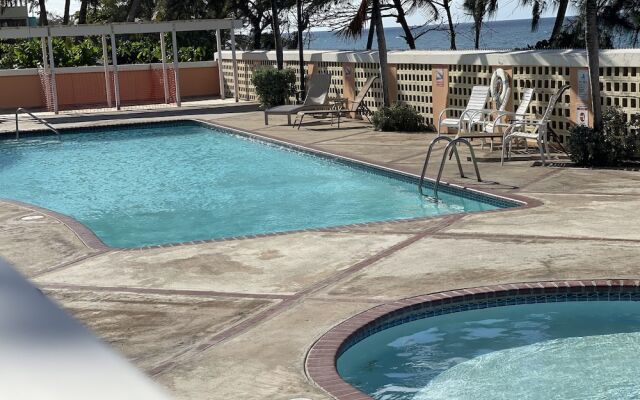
[437,86,490,135]
[264,73,332,125]
[461,88,535,150]
[501,85,570,166]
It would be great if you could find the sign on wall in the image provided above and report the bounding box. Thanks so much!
[577,69,590,101]
[435,68,445,87]
[577,105,590,126]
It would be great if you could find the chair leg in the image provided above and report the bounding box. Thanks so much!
[297,114,305,130]
[264,112,269,125]
[538,140,546,166]
[287,114,292,126]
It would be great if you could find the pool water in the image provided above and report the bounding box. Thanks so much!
[337,301,640,400]
[0,122,506,248]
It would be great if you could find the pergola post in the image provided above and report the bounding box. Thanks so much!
[46,29,59,114]
[229,20,239,102]
[40,37,48,71]
[216,28,225,100]
[101,35,112,108]
[159,32,170,104]
[171,27,182,107]
[109,27,121,110]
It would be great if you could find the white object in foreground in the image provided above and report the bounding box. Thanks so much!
[0,259,172,400]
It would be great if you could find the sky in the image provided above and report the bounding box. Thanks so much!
[44,0,574,26]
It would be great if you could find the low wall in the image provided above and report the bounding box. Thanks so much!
[217,49,640,141]
[0,60,220,111]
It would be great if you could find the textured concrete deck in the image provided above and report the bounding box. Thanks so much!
[1,104,639,399]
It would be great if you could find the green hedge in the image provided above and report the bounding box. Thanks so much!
[0,37,215,69]
[251,68,297,109]
[372,103,427,132]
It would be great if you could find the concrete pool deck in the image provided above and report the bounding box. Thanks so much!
[1,103,640,399]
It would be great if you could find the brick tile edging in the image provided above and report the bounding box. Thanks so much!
[305,279,640,400]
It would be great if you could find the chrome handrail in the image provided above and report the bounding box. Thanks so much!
[434,138,482,198]
[15,108,61,140]
[418,136,464,196]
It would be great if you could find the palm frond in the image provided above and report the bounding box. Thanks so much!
[337,0,371,38]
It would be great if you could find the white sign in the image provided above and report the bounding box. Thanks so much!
[435,68,445,87]
[577,105,589,126]
[577,69,590,101]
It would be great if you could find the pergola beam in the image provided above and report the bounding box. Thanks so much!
[0,19,243,40]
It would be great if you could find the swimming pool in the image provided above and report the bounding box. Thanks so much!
[336,295,640,400]
[0,121,514,248]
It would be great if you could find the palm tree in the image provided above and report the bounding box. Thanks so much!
[78,0,88,24]
[520,0,570,43]
[340,0,391,106]
[584,0,602,130]
[413,0,457,50]
[463,0,498,49]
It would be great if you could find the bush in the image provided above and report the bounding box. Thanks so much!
[251,68,296,109]
[568,107,640,167]
[372,103,427,132]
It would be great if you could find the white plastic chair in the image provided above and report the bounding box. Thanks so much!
[437,86,490,135]
[501,85,570,166]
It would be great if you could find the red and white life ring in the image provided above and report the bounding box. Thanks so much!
[490,68,510,110]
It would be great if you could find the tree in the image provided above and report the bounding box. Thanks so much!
[585,0,602,130]
[520,0,570,43]
[126,0,142,21]
[463,0,498,49]
[37,0,48,25]
[63,0,71,24]
[78,0,88,24]
[340,0,391,106]
[271,0,284,69]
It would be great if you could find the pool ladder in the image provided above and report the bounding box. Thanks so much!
[419,137,482,199]
[15,108,61,140]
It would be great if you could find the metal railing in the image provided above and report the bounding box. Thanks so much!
[15,108,61,140]
[419,136,481,199]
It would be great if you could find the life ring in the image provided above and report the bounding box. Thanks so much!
[490,68,510,110]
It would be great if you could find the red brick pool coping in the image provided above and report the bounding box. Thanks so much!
[305,279,640,400]
[0,119,542,252]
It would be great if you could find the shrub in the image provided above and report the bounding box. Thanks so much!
[568,107,640,167]
[372,103,427,132]
[251,68,296,109]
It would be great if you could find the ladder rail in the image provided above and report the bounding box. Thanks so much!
[15,108,61,140]
[418,136,464,196]
[434,138,482,198]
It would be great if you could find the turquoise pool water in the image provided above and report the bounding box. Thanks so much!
[337,301,640,400]
[0,122,507,248]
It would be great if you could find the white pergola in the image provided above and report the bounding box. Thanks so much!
[0,19,242,113]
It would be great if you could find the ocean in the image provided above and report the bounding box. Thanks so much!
[305,17,637,50]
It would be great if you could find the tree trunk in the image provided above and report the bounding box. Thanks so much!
[373,0,391,106]
[443,0,457,50]
[366,14,376,50]
[63,0,71,24]
[38,0,48,26]
[585,0,602,131]
[550,0,568,43]
[474,17,481,49]
[297,0,305,94]
[127,0,142,22]
[391,0,416,49]
[78,0,88,24]
[251,19,263,49]
[270,0,284,70]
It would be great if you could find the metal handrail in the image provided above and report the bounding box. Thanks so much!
[434,138,482,198]
[15,108,61,140]
[418,136,464,196]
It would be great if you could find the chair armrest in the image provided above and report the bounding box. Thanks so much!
[438,107,467,121]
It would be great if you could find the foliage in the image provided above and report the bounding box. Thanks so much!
[251,68,297,108]
[0,37,215,69]
[372,103,427,132]
[568,107,640,167]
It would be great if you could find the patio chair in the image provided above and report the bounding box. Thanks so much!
[461,88,536,150]
[264,73,332,125]
[293,75,379,129]
[501,85,570,166]
[437,86,490,135]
